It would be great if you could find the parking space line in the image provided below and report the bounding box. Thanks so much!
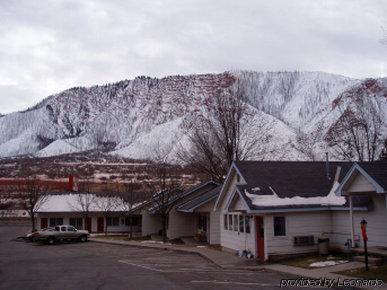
[118,260,164,272]
[118,260,261,275]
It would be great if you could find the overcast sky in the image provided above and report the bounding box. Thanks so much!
[0,0,386,114]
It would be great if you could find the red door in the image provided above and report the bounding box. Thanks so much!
[86,217,92,233]
[255,216,265,262]
[41,218,48,229]
[97,217,104,233]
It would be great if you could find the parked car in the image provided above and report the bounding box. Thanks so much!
[33,225,89,244]
[26,227,55,241]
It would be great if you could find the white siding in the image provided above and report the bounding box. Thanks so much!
[219,172,257,255]
[196,199,221,245]
[265,212,332,256]
[141,211,162,236]
[346,174,375,193]
[167,208,196,239]
[209,210,220,245]
[221,213,256,256]
[331,196,387,249]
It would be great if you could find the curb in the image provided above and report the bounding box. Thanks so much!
[90,238,381,290]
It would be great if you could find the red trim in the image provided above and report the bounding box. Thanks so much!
[255,216,265,261]
[41,218,48,229]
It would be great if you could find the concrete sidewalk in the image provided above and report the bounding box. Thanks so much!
[90,237,255,268]
[91,237,387,290]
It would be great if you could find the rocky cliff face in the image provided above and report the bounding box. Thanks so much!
[0,71,385,161]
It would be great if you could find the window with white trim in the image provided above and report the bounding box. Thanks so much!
[228,214,233,230]
[239,215,244,232]
[106,217,119,227]
[273,216,286,236]
[233,214,238,231]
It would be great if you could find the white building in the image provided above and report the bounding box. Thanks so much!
[214,161,386,261]
[135,181,222,244]
[36,194,142,233]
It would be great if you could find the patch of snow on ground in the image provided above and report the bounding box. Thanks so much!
[245,182,345,206]
[310,260,348,268]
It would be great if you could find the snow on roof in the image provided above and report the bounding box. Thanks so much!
[36,194,133,213]
[244,182,346,207]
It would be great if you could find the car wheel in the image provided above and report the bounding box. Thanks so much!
[47,237,55,245]
[80,235,88,243]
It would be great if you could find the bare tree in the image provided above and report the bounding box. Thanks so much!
[325,79,385,161]
[179,83,273,181]
[379,139,387,160]
[145,141,183,242]
[117,181,145,239]
[291,126,323,161]
[17,177,49,231]
[70,193,96,230]
[94,195,120,236]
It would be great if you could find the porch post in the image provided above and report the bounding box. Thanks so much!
[349,194,354,247]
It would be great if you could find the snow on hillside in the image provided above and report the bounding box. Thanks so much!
[234,71,358,130]
[0,71,385,161]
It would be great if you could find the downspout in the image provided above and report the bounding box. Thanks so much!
[349,195,355,247]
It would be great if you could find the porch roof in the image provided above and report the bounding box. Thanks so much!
[177,186,222,213]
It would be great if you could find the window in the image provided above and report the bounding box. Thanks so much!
[69,218,83,229]
[67,226,77,232]
[125,215,142,226]
[224,214,228,230]
[60,226,67,232]
[106,217,119,226]
[198,215,207,232]
[228,214,233,231]
[245,216,251,233]
[239,215,244,233]
[233,214,238,231]
[49,217,63,227]
[274,216,286,236]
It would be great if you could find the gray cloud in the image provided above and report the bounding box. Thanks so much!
[0,0,386,113]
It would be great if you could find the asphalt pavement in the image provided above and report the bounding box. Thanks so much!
[0,225,343,290]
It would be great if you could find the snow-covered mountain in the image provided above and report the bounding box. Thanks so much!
[0,71,385,161]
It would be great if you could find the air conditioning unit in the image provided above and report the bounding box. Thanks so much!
[293,235,315,246]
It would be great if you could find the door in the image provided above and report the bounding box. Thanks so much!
[255,216,265,261]
[97,217,104,233]
[41,218,48,229]
[86,217,92,233]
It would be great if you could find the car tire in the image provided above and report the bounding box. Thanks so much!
[47,237,55,245]
[79,235,88,243]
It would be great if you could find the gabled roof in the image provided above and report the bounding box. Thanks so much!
[336,161,387,195]
[217,160,371,213]
[133,181,219,214]
[235,160,352,198]
[177,185,221,213]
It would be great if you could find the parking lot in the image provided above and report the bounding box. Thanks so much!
[0,225,324,290]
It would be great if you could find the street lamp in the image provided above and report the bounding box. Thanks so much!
[360,218,369,271]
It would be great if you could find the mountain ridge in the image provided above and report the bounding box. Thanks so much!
[0,70,385,161]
